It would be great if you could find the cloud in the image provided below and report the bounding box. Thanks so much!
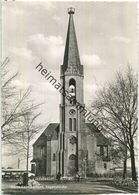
[7,46,40,88]
[27,34,64,69]
[2,2,55,18]
[82,54,104,68]
[10,47,33,61]
[111,36,130,43]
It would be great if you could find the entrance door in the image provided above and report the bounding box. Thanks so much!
[68,154,77,175]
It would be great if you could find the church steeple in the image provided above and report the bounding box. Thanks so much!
[62,7,83,75]
[59,7,85,177]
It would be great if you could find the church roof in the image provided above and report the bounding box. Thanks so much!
[85,123,110,146]
[33,123,109,146]
[63,7,81,70]
[43,123,59,141]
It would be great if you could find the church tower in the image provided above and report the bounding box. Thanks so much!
[58,7,88,177]
[32,7,111,178]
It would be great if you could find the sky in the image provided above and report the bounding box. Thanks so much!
[2,1,138,169]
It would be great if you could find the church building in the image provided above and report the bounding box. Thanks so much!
[31,7,111,177]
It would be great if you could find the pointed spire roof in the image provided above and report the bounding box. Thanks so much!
[63,7,81,70]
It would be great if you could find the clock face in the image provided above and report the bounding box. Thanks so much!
[69,109,76,115]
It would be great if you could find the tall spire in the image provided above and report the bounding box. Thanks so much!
[63,7,81,72]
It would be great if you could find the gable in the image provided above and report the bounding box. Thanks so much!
[33,123,59,146]
[43,123,59,141]
[85,123,109,146]
[33,133,46,146]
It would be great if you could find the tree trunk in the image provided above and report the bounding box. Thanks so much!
[130,142,137,181]
[122,155,127,179]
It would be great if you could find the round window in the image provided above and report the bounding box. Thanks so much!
[69,109,76,115]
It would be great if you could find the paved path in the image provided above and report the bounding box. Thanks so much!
[2,181,134,194]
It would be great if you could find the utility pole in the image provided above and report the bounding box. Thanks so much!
[26,113,30,175]
[24,112,30,186]
[18,158,20,169]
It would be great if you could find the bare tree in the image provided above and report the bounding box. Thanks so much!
[14,111,42,173]
[109,139,129,179]
[92,67,137,181]
[1,58,42,144]
[1,58,45,185]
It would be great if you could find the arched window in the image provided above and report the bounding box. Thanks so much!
[73,118,76,131]
[69,79,76,105]
[69,118,72,131]
[69,78,76,87]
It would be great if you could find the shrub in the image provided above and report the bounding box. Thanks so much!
[112,177,138,187]
[87,172,115,178]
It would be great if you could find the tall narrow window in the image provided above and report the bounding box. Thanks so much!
[97,146,100,155]
[60,133,62,149]
[40,146,45,158]
[40,146,43,158]
[59,152,60,171]
[73,118,76,131]
[103,146,108,157]
[53,153,56,161]
[69,118,72,131]
[62,151,64,175]
[104,163,107,169]
[63,134,65,150]
[100,146,104,156]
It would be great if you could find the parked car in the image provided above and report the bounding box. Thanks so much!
[2,172,12,179]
